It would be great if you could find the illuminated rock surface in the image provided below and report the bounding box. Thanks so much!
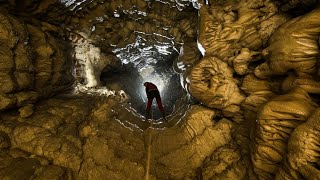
[0,0,320,179]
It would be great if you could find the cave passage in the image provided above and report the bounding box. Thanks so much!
[101,35,188,120]
[68,0,199,123]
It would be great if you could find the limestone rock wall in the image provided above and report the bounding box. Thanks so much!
[250,88,318,178]
[198,0,289,63]
[0,10,74,113]
[0,151,72,180]
[0,0,320,179]
[151,105,236,179]
[189,0,320,179]
[276,107,320,179]
[0,95,241,179]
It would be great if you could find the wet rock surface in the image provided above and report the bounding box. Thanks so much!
[0,0,320,179]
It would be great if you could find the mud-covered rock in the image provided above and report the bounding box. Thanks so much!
[79,136,145,180]
[0,150,71,180]
[201,144,246,179]
[276,108,320,179]
[255,7,320,79]
[241,74,275,113]
[0,0,320,179]
[0,131,10,149]
[12,124,82,171]
[251,87,318,178]
[33,165,72,180]
[233,48,260,75]
[0,157,41,179]
[0,11,74,111]
[151,106,236,179]
[189,57,245,110]
[19,104,34,118]
[0,93,16,110]
[198,0,287,62]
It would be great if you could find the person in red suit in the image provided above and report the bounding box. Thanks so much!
[143,82,166,120]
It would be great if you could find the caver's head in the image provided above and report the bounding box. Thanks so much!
[143,82,149,87]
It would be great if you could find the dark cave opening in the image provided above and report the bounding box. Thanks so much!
[100,48,188,120]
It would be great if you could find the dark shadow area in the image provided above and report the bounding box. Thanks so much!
[275,0,318,17]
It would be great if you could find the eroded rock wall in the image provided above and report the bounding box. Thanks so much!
[190,0,320,179]
[0,9,74,114]
[0,0,320,179]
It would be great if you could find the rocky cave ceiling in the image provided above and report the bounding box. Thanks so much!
[0,0,320,179]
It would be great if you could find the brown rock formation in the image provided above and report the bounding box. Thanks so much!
[0,0,320,179]
[198,0,288,62]
[189,56,245,109]
[251,87,318,178]
[0,11,74,111]
[151,105,234,179]
[255,7,320,79]
[276,108,320,179]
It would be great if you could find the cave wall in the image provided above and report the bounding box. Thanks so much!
[192,0,320,179]
[0,0,320,179]
[0,7,74,116]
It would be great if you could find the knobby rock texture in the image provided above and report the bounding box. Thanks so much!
[0,0,320,179]
[0,9,74,114]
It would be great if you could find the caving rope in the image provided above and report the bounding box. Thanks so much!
[144,109,153,180]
